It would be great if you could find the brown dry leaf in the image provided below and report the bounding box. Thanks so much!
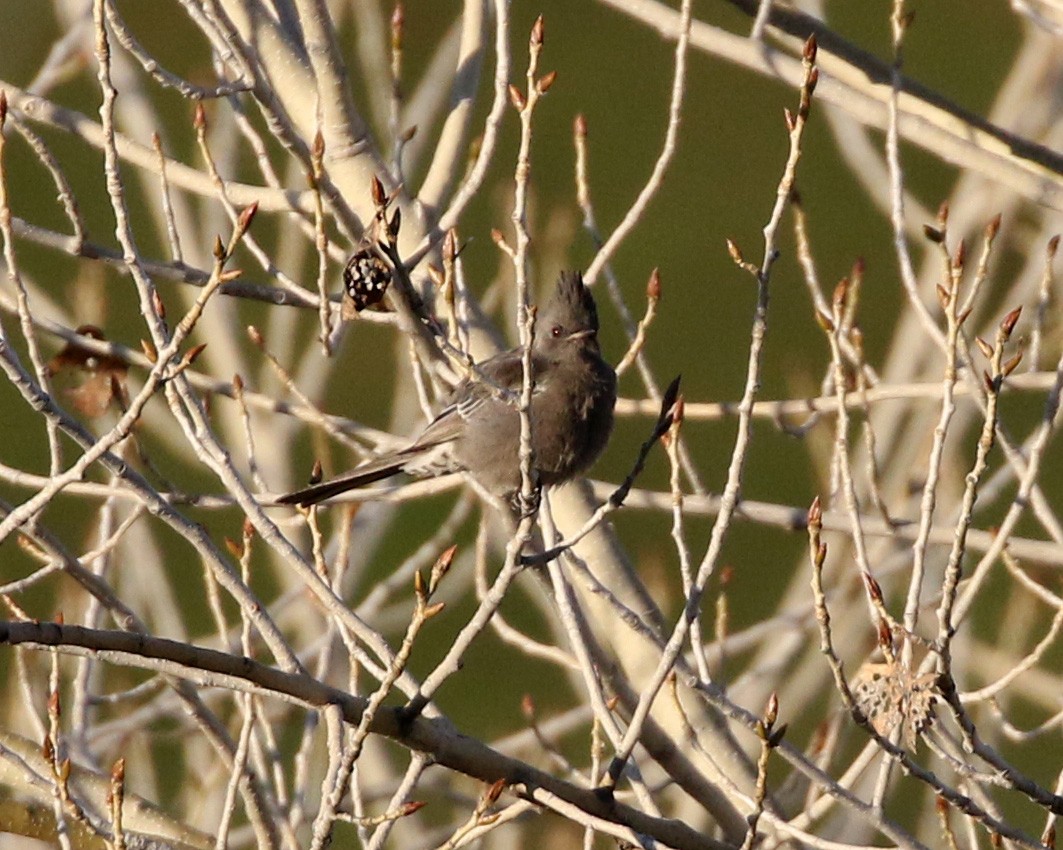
[47,325,129,418]
[851,660,938,749]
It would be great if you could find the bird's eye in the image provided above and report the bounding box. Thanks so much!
[551,325,563,338]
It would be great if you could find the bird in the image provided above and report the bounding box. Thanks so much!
[278,271,617,507]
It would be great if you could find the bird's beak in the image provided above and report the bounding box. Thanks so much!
[568,329,595,341]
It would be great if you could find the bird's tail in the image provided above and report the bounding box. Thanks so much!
[276,454,414,506]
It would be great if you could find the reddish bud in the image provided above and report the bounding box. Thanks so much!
[647,267,661,302]
[508,84,526,110]
[803,35,818,63]
[238,201,258,231]
[537,70,557,94]
[832,277,849,309]
[530,14,544,47]
[806,67,819,95]
[1000,306,1022,338]
[808,496,822,526]
[371,175,386,207]
[485,778,506,804]
[953,238,967,270]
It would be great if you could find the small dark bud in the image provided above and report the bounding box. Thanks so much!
[371,175,386,207]
[1003,351,1023,377]
[803,35,818,63]
[985,213,1002,240]
[485,778,506,804]
[213,235,226,260]
[923,225,944,243]
[1048,234,1060,258]
[310,459,323,485]
[194,102,206,130]
[784,108,796,132]
[312,131,325,160]
[1000,306,1022,338]
[863,571,884,603]
[389,207,402,239]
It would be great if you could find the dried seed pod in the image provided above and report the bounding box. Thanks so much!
[342,246,393,313]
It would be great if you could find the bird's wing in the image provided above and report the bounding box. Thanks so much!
[433,348,550,426]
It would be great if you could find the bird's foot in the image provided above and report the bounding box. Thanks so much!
[515,486,541,519]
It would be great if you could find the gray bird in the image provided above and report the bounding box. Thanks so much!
[279,271,617,506]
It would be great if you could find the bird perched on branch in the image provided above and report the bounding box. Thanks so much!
[279,271,617,507]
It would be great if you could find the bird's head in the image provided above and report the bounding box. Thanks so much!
[535,271,600,358]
